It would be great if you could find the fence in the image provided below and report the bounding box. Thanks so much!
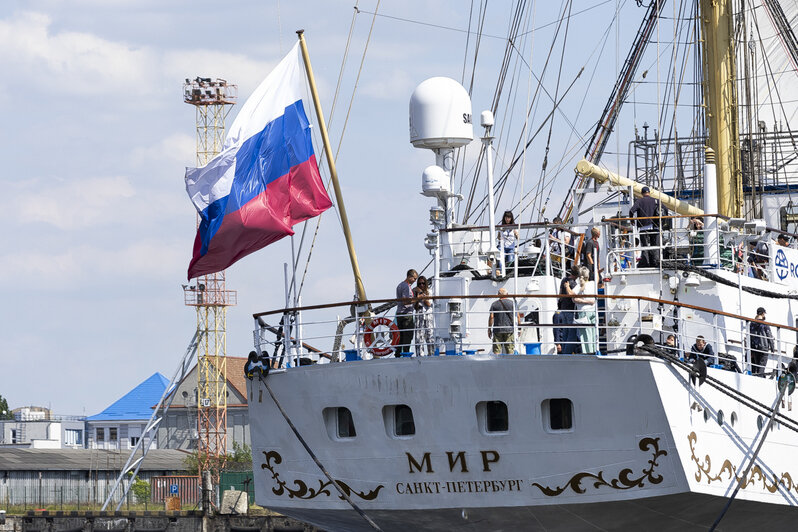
[220,471,254,504]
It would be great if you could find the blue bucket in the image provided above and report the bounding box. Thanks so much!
[344,349,358,361]
[446,350,461,356]
[463,349,478,356]
[400,352,413,358]
[525,343,541,355]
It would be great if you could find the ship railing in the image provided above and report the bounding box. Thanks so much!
[438,222,585,279]
[252,292,797,378]
[603,213,798,281]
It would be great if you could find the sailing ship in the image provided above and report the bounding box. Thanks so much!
[244,2,798,530]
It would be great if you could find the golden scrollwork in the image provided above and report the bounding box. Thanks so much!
[688,431,797,494]
[261,450,385,500]
[530,437,667,496]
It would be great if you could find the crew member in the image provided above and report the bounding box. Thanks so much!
[629,186,661,268]
[395,269,418,356]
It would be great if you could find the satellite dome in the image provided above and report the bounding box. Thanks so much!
[409,77,473,149]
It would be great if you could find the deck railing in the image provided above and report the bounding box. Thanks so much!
[252,292,798,378]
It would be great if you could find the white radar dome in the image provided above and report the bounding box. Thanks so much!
[409,77,473,149]
[421,165,450,197]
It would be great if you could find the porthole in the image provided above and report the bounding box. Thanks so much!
[322,407,356,441]
[542,398,573,432]
[383,404,415,438]
[731,412,737,427]
[757,415,764,430]
[476,401,508,434]
[717,410,724,426]
[704,409,710,423]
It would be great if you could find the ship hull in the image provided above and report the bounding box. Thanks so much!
[270,493,798,531]
[247,355,798,531]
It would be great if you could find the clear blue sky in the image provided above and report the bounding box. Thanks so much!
[2,0,657,414]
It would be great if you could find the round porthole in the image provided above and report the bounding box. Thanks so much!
[757,415,764,431]
[717,410,724,426]
[730,412,737,427]
[704,409,710,422]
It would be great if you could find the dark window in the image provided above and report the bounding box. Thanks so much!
[109,428,118,441]
[394,405,415,436]
[486,401,508,432]
[337,407,356,438]
[549,398,573,430]
[96,428,105,442]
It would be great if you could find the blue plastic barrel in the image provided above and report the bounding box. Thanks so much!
[525,343,541,355]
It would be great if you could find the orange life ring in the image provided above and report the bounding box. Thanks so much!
[363,317,400,357]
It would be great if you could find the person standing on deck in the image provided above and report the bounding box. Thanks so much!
[749,307,774,376]
[580,227,601,281]
[395,269,418,356]
[498,211,519,276]
[567,266,597,354]
[488,288,523,354]
[413,275,434,356]
[554,266,580,354]
[629,186,661,268]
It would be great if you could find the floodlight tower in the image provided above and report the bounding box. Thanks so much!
[183,77,238,484]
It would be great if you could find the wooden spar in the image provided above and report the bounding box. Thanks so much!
[575,159,705,216]
[296,30,368,303]
[699,0,743,218]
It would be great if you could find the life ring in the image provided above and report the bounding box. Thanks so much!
[363,317,400,357]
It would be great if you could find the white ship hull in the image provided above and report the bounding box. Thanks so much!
[247,355,798,531]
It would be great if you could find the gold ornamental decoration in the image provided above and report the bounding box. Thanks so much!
[261,450,385,501]
[530,437,667,496]
[688,431,798,494]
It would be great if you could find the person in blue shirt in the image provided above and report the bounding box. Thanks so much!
[688,335,714,364]
[749,307,774,376]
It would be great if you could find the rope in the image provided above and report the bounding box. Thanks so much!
[259,374,383,531]
[637,344,798,434]
[658,259,798,300]
[297,2,380,299]
[709,390,786,531]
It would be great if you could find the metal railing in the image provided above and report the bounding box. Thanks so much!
[252,292,798,378]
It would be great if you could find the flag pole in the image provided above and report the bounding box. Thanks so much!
[296,30,368,304]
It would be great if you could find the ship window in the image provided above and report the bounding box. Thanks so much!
[476,401,508,434]
[323,407,356,441]
[704,409,710,423]
[757,415,764,430]
[383,404,415,438]
[543,398,573,432]
[731,412,738,427]
[717,410,724,426]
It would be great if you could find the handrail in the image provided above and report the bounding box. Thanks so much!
[253,292,798,334]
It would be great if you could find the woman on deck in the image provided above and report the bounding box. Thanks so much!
[567,266,597,354]
[413,276,434,356]
[498,210,519,275]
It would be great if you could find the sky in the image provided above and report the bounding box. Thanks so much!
[1,0,665,415]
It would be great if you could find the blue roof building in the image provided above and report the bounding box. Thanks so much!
[86,373,168,450]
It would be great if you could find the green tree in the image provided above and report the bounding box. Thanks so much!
[131,478,152,504]
[182,441,253,475]
[0,395,11,420]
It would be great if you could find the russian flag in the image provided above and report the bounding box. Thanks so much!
[185,43,332,280]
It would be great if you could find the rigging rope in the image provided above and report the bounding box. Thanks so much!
[259,374,383,531]
[297,2,380,299]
